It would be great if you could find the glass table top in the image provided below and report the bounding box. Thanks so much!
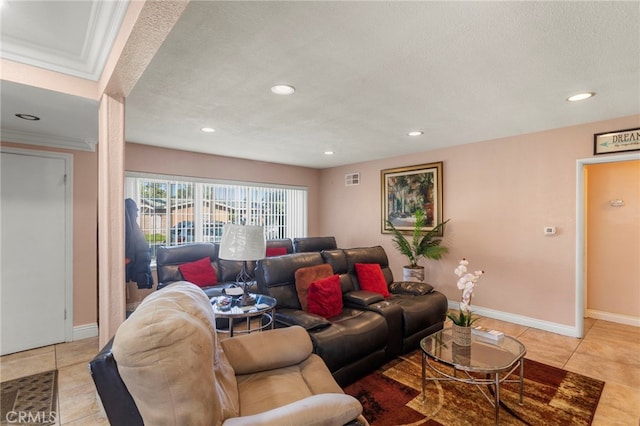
[211,293,277,318]
[420,327,526,373]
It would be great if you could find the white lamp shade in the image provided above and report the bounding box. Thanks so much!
[218,224,265,261]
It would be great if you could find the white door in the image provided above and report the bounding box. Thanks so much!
[1,150,70,355]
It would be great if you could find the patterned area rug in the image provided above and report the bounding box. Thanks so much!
[0,370,57,426]
[344,350,604,426]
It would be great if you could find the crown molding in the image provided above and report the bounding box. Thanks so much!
[1,129,96,152]
[0,1,129,81]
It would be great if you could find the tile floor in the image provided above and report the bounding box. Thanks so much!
[1,317,638,425]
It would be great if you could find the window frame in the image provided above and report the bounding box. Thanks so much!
[125,172,308,261]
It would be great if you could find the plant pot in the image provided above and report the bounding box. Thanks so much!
[402,266,424,282]
[452,324,472,346]
[452,342,471,365]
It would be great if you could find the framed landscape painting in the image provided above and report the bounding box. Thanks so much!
[381,162,443,234]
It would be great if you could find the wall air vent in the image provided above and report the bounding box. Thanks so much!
[345,172,360,186]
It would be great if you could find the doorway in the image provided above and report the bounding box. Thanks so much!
[0,147,73,355]
[576,152,640,338]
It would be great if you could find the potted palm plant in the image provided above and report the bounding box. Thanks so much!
[386,209,449,282]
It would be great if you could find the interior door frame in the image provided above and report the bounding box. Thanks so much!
[576,152,640,337]
[1,146,74,343]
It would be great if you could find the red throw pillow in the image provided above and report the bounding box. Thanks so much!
[294,264,334,311]
[178,257,217,287]
[266,246,288,257]
[355,263,390,298]
[307,275,343,319]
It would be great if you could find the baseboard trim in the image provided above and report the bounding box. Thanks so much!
[447,301,581,338]
[73,323,98,340]
[586,309,640,327]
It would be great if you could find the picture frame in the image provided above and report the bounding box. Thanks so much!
[594,127,640,155]
[381,161,443,234]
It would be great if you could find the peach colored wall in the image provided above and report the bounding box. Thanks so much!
[1,142,98,327]
[318,115,640,328]
[124,143,322,235]
[586,160,640,317]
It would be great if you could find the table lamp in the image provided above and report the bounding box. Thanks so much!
[218,224,265,306]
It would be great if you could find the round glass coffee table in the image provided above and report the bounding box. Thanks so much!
[211,293,277,337]
[420,327,526,425]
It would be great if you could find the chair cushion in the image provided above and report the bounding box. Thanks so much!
[221,326,313,375]
[307,275,343,319]
[233,352,344,418]
[178,257,218,287]
[294,264,334,311]
[112,281,239,425]
[355,263,390,297]
[235,365,314,417]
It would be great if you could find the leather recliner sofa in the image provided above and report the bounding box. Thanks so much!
[255,245,448,386]
[90,282,368,425]
[323,246,448,358]
[156,237,338,296]
[254,252,389,387]
[156,239,294,297]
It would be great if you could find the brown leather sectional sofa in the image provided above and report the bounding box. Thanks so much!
[155,236,338,296]
[255,245,448,386]
[155,238,448,386]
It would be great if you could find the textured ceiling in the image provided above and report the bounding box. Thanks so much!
[126,1,640,168]
[1,1,639,168]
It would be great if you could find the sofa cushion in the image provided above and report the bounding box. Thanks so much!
[307,275,343,319]
[112,281,239,425]
[293,236,337,253]
[294,264,334,311]
[266,246,288,257]
[389,280,434,295]
[156,243,218,286]
[355,263,390,298]
[178,256,218,287]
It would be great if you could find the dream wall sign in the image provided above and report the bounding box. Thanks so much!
[594,127,640,155]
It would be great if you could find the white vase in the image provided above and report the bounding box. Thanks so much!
[402,266,424,282]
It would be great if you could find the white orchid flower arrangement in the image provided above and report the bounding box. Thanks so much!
[446,258,484,327]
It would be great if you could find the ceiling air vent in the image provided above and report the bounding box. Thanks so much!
[345,172,360,186]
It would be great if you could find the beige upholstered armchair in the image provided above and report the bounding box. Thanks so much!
[111,281,367,426]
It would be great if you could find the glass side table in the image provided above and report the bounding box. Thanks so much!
[420,327,527,425]
[211,293,277,337]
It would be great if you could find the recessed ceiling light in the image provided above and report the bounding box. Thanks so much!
[271,85,296,95]
[15,113,40,121]
[324,151,334,155]
[566,92,595,102]
[408,131,423,136]
[201,127,215,133]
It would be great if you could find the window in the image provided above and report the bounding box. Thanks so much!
[125,173,307,259]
